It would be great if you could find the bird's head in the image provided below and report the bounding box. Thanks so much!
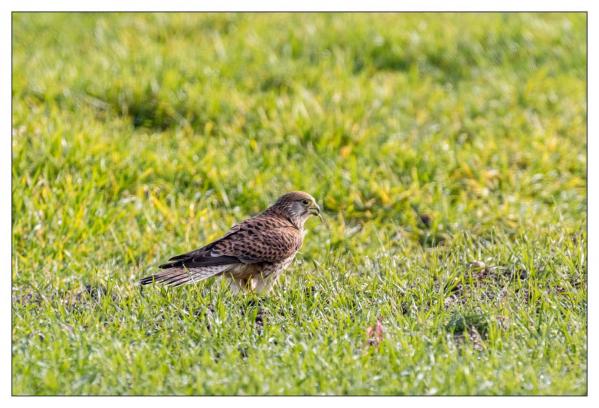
[270,191,324,229]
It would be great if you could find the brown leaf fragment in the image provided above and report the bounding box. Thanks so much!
[366,318,384,347]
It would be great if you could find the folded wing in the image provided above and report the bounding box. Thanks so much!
[140,216,302,286]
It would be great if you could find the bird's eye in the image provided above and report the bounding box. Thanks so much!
[302,199,310,205]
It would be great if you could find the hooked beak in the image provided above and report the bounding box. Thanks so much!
[308,203,321,217]
[309,203,328,227]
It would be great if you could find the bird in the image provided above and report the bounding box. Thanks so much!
[140,191,323,294]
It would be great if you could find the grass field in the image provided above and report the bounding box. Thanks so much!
[11,13,587,395]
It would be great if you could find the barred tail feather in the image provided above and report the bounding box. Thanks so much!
[140,265,231,287]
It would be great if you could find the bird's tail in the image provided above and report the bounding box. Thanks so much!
[140,265,230,287]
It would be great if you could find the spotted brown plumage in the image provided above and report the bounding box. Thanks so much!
[140,191,322,294]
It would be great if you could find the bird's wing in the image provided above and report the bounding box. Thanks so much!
[213,222,302,264]
[158,216,302,270]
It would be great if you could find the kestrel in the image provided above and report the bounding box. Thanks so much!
[140,191,322,294]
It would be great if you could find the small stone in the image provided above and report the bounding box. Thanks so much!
[468,260,486,270]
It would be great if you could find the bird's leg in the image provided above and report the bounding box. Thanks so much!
[253,273,282,295]
[228,277,243,294]
[228,277,255,294]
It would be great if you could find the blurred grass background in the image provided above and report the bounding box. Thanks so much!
[12,13,586,395]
